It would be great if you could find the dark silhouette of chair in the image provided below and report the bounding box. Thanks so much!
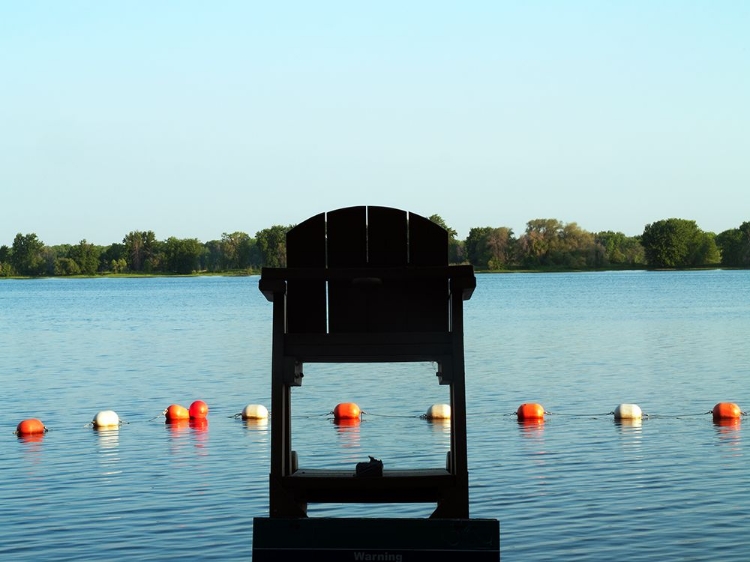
[258,205,476,518]
[254,206,497,560]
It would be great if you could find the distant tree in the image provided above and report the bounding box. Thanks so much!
[256,225,290,268]
[10,233,46,276]
[516,219,563,267]
[0,245,12,276]
[203,240,223,272]
[110,258,128,273]
[220,231,256,270]
[554,222,598,268]
[247,237,262,269]
[689,231,720,266]
[100,243,127,272]
[69,239,101,275]
[641,218,712,267]
[485,227,516,269]
[716,221,750,267]
[163,237,203,274]
[465,227,494,268]
[596,231,645,266]
[123,230,157,272]
[515,219,604,268]
[40,246,58,276]
[54,257,81,276]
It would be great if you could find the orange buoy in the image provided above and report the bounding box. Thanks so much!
[712,402,742,421]
[16,418,47,436]
[189,400,209,419]
[333,402,361,421]
[517,403,545,421]
[165,404,190,422]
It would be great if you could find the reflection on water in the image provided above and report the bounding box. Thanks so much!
[94,427,120,448]
[243,418,269,431]
[713,418,742,455]
[517,418,545,439]
[333,418,361,450]
[425,418,451,435]
[94,428,122,478]
[165,419,190,434]
[17,433,46,445]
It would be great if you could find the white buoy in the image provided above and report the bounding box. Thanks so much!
[93,410,121,429]
[242,404,269,420]
[425,403,451,420]
[613,403,642,420]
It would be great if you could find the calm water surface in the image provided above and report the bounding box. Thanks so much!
[1,271,748,560]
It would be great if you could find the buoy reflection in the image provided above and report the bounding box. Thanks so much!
[17,432,46,444]
[426,418,451,435]
[333,417,361,449]
[243,417,269,430]
[517,418,545,438]
[166,418,190,433]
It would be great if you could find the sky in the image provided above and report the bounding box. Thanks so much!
[1,1,748,246]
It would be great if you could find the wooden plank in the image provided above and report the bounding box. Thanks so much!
[253,517,500,561]
[409,211,448,266]
[366,206,409,331]
[260,264,474,282]
[286,213,326,333]
[327,206,367,267]
[368,206,408,266]
[328,206,368,333]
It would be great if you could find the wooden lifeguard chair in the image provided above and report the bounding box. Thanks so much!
[253,206,498,560]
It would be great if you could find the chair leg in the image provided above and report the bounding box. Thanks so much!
[270,474,308,518]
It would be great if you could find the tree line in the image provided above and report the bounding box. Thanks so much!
[1,216,748,278]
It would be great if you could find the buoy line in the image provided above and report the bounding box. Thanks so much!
[12,401,745,438]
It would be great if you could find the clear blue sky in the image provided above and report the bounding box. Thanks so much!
[2,1,748,246]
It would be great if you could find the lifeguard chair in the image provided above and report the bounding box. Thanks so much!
[253,206,498,560]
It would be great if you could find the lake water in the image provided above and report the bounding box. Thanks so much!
[1,271,748,560]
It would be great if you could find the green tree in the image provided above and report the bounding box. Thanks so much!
[516,219,563,267]
[10,233,46,276]
[486,227,516,269]
[203,240,223,272]
[69,239,101,275]
[100,243,127,272]
[220,231,255,270]
[123,230,157,272]
[553,222,598,268]
[716,222,750,267]
[0,245,11,276]
[163,237,204,274]
[465,227,494,268]
[596,231,645,266]
[641,218,712,267]
[54,257,81,276]
[256,225,289,268]
[690,231,720,266]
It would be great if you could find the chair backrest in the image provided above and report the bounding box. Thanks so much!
[285,206,449,334]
